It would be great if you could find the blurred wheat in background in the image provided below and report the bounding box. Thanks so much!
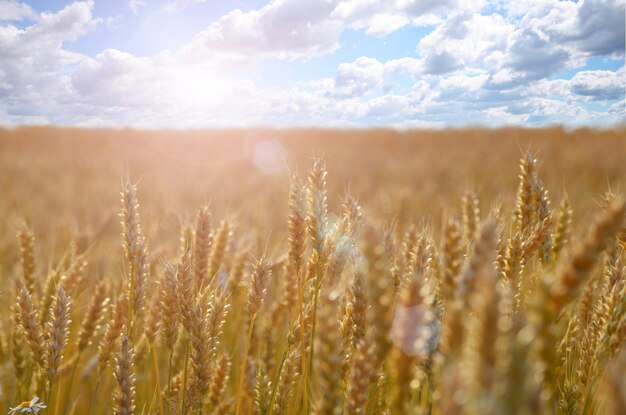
[0,126,625,415]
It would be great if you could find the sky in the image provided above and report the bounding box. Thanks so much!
[0,0,624,129]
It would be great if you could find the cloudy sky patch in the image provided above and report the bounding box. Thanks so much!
[0,0,624,128]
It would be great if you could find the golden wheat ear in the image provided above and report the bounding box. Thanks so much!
[113,334,136,415]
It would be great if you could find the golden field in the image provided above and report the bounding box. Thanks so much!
[0,126,625,414]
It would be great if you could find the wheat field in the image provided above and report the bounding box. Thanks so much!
[0,126,625,415]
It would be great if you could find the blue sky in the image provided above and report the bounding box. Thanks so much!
[0,0,624,128]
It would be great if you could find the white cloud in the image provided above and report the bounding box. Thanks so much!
[572,0,625,56]
[363,13,409,37]
[609,100,625,118]
[182,0,459,62]
[384,57,424,77]
[333,0,454,36]
[333,57,385,98]
[414,0,625,85]
[331,0,455,22]
[418,12,513,74]
[71,49,163,108]
[0,1,94,120]
[504,69,626,118]
[163,0,210,12]
[504,0,624,82]
[484,106,529,124]
[128,0,146,14]
[569,67,625,100]
[182,0,344,61]
[365,93,412,119]
[410,13,442,27]
[526,78,570,98]
[0,1,35,21]
[439,73,488,92]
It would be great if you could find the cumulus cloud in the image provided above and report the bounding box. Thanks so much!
[332,0,454,36]
[501,0,625,57]
[414,0,625,85]
[362,13,410,37]
[71,49,164,108]
[417,12,513,74]
[331,0,457,24]
[608,100,625,117]
[516,66,625,112]
[566,0,624,56]
[182,0,343,61]
[333,57,385,98]
[0,1,35,21]
[569,67,625,100]
[182,0,459,61]
[423,51,462,75]
[503,0,624,82]
[0,1,95,122]
[128,0,146,14]
[384,57,423,77]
